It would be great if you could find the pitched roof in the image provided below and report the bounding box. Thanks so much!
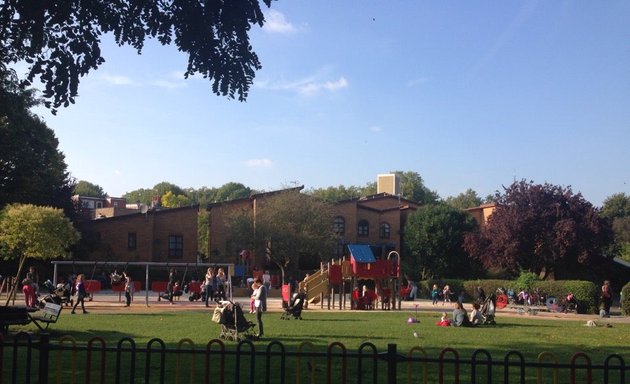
[348,244,376,263]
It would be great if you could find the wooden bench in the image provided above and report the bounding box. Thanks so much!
[29,302,63,331]
[0,306,31,334]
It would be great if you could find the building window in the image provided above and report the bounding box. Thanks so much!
[379,223,391,239]
[357,220,369,237]
[333,216,345,235]
[128,233,137,250]
[168,235,183,258]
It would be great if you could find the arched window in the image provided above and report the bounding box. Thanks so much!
[333,216,345,235]
[379,223,391,239]
[357,220,369,237]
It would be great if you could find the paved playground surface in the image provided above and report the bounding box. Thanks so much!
[13,289,626,324]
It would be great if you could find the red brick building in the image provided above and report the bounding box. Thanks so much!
[206,186,420,267]
[77,205,199,263]
[332,193,420,259]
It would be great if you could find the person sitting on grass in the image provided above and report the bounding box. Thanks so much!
[436,312,451,326]
[452,301,471,327]
[469,302,483,326]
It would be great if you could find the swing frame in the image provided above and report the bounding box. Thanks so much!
[50,261,235,307]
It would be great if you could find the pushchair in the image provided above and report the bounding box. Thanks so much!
[40,280,72,307]
[281,292,306,320]
[480,293,497,324]
[212,301,256,341]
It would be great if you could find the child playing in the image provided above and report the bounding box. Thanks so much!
[431,284,440,305]
[436,312,451,326]
[250,281,260,313]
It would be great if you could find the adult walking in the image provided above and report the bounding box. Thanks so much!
[253,277,267,338]
[71,274,88,314]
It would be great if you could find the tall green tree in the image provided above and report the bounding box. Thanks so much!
[601,193,630,262]
[74,180,107,198]
[395,171,440,204]
[225,191,336,283]
[307,185,365,203]
[161,190,191,208]
[445,188,483,210]
[0,68,75,213]
[0,204,80,305]
[405,203,480,280]
[463,180,613,279]
[0,0,273,113]
[213,182,252,202]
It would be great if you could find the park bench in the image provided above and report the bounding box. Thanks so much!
[0,306,31,334]
[28,302,63,331]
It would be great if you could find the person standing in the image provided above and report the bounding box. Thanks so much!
[71,274,88,314]
[123,271,133,307]
[253,277,267,338]
[262,270,271,291]
[204,267,215,307]
[167,268,176,304]
[216,268,227,300]
[601,280,612,317]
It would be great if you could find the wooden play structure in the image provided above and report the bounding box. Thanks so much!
[298,246,402,310]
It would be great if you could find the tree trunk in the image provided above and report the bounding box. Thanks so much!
[4,255,27,307]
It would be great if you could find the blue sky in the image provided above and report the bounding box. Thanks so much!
[31,1,630,206]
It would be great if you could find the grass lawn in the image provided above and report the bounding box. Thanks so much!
[6,309,629,383]
[14,309,630,358]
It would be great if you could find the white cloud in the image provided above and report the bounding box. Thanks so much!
[263,10,297,34]
[257,76,348,96]
[369,126,382,133]
[407,77,429,87]
[101,74,135,86]
[244,158,274,168]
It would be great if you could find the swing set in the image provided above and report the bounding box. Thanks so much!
[50,261,235,307]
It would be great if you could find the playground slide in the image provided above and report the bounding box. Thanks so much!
[299,269,329,304]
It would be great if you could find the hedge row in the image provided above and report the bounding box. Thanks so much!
[622,282,630,316]
[419,279,599,314]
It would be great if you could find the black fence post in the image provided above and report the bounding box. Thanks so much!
[38,333,50,384]
[387,343,397,384]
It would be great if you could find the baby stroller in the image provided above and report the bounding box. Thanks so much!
[40,280,72,307]
[281,292,306,320]
[480,293,497,324]
[212,301,256,341]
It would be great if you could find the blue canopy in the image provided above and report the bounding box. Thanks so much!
[348,244,376,263]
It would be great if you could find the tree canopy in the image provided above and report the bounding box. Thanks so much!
[74,180,107,198]
[601,193,630,262]
[405,203,480,280]
[0,203,80,304]
[444,188,484,210]
[463,180,613,279]
[307,171,439,204]
[225,191,335,282]
[0,68,75,213]
[0,0,273,113]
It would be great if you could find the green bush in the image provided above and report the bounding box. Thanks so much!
[622,282,630,316]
